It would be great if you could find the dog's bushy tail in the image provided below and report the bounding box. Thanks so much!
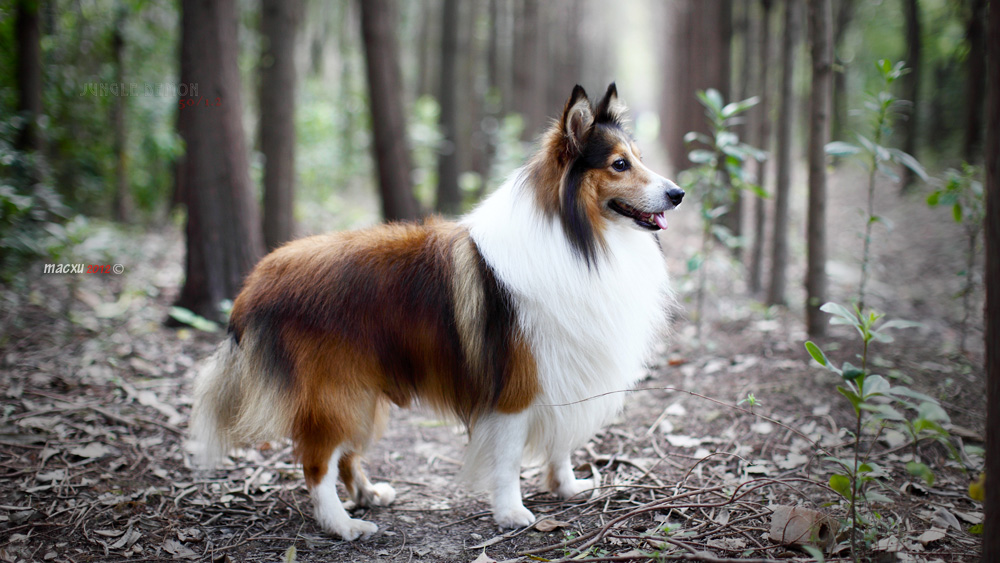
[188,333,294,467]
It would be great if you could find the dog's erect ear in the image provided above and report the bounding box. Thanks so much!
[594,82,626,125]
[561,85,593,156]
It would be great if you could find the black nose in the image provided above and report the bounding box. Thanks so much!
[667,187,685,206]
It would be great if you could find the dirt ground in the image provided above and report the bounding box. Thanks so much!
[0,170,985,562]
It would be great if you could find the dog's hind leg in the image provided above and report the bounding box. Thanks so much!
[339,399,395,509]
[302,444,378,540]
[297,390,382,540]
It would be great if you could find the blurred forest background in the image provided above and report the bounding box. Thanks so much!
[0,0,990,323]
[1,1,998,560]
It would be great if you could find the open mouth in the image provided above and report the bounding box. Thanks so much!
[608,199,670,231]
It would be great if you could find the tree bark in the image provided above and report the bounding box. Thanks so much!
[111,4,132,222]
[662,0,732,173]
[260,0,301,250]
[964,0,987,163]
[899,0,921,192]
[806,0,832,336]
[749,0,773,295]
[831,0,855,143]
[435,0,461,214]
[358,0,420,221]
[983,0,999,557]
[512,0,545,140]
[175,0,264,322]
[15,0,43,154]
[766,0,799,307]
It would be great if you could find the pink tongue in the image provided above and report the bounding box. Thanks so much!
[653,212,669,230]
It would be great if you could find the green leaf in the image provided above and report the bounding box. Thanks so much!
[913,418,947,435]
[168,306,220,333]
[829,473,852,500]
[821,302,859,326]
[805,341,829,367]
[886,385,936,403]
[863,402,905,421]
[841,362,865,381]
[825,141,862,157]
[684,131,713,146]
[863,375,891,398]
[953,203,963,223]
[926,191,941,206]
[837,385,863,414]
[887,148,929,181]
[905,461,935,486]
[863,491,893,504]
[877,319,922,331]
[917,401,951,423]
[686,254,703,273]
[688,149,716,164]
[702,88,724,113]
[721,96,760,118]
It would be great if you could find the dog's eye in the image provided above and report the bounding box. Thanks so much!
[612,158,629,172]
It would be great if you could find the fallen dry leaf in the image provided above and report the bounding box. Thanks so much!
[916,528,947,546]
[69,442,113,459]
[468,551,496,563]
[534,518,570,532]
[768,505,837,549]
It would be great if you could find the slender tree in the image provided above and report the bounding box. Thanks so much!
[435,0,461,214]
[963,0,987,163]
[831,0,856,143]
[512,0,544,140]
[899,0,921,191]
[767,0,799,306]
[15,0,42,155]
[662,0,733,172]
[983,0,999,556]
[260,0,301,250]
[358,0,420,221]
[111,4,132,222]
[749,0,773,295]
[175,0,264,321]
[806,0,832,336]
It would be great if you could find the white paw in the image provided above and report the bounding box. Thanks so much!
[363,482,396,507]
[556,477,596,500]
[324,516,378,541]
[493,504,536,529]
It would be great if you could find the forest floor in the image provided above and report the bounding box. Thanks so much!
[0,169,986,562]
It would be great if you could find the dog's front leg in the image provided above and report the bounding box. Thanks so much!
[469,411,535,528]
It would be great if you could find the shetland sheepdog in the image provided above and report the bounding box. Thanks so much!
[189,83,683,541]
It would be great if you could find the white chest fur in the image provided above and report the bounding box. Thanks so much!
[465,173,673,460]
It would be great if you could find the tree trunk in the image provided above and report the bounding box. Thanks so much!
[175,0,265,322]
[111,4,132,222]
[260,0,301,250]
[983,0,999,556]
[831,0,855,143]
[15,0,43,155]
[766,0,799,307]
[435,0,461,214]
[749,0,773,295]
[662,0,733,173]
[512,0,545,140]
[899,0,921,192]
[964,0,987,163]
[806,0,832,336]
[358,0,421,221]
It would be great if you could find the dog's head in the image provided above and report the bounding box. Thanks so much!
[529,83,684,264]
